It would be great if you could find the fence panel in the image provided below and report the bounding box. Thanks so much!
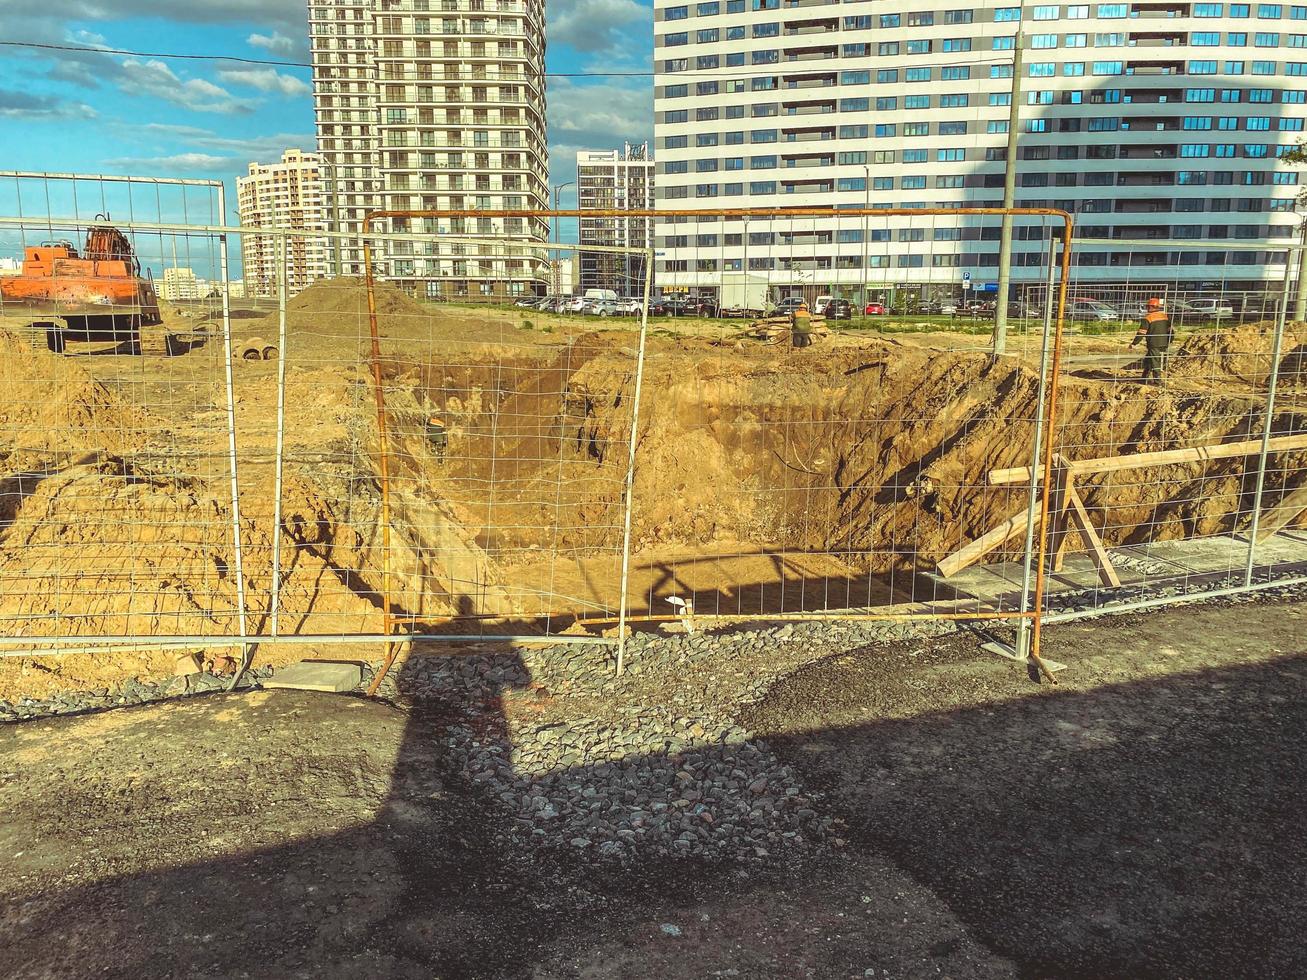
[1037,235,1307,626]
[0,175,248,655]
[556,206,1069,631]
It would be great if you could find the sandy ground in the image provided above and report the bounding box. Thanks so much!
[0,595,1303,978]
[3,283,1306,707]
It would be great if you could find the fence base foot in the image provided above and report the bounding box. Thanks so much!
[981,640,1067,673]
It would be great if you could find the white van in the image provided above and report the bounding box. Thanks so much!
[584,288,619,302]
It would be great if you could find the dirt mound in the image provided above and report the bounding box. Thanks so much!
[0,328,154,466]
[287,277,429,319]
[1169,321,1307,387]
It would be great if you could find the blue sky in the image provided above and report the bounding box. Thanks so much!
[0,0,654,224]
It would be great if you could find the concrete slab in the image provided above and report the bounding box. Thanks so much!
[928,530,1307,609]
[263,661,363,693]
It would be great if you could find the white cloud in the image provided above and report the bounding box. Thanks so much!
[0,88,96,119]
[549,0,649,53]
[247,31,295,54]
[106,152,232,173]
[4,0,307,33]
[138,124,317,160]
[546,78,653,185]
[247,30,311,62]
[119,59,255,114]
[217,67,311,97]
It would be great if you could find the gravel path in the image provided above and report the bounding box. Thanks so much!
[1,589,1304,976]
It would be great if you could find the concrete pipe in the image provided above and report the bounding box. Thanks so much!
[237,337,278,361]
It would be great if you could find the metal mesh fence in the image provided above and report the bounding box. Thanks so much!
[5,190,1307,675]
[0,174,248,654]
[1034,236,1307,626]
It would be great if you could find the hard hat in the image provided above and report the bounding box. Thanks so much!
[1147,297,1164,309]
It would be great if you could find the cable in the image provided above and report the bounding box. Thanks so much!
[0,38,1017,81]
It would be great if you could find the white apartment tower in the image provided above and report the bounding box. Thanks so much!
[577,142,657,295]
[308,0,551,298]
[237,149,329,299]
[653,0,1306,300]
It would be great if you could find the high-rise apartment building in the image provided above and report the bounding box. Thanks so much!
[577,143,656,295]
[308,0,551,299]
[653,0,1305,299]
[237,149,329,299]
[159,267,210,302]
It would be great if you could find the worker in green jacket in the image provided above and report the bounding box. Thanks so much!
[791,301,813,349]
[1132,297,1173,383]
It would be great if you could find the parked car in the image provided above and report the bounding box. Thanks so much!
[1187,297,1235,318]
[561,296,587,313]
[615,298,644,315]
[938,301,959,316]
[863,301,888,316]
[514,296,540,308]
[661,296,706,316]
[774,295,807,315]
[813,294,835,315]
[1065,298,1122,322]
[827,299,852,319]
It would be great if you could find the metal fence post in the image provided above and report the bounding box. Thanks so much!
[269,230,289,637]
[615,246,653,676]
[1015,232,1059,658]
[217,186,252,691]
[1244,245,1294,587]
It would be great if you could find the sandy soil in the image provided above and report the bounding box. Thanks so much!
[2,280,1307,703]
[0,596,1303,977]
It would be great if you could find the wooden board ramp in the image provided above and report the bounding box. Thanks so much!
[940,435,1307,586]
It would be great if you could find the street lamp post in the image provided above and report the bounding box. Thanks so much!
[862,164,870,317]
[1295,212,1307,321]
[552,180,575,296]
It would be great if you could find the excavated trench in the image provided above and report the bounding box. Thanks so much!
[3,305,1306,643]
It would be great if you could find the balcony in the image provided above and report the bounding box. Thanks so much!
[782,127,836,142]
[1128,1,1189,15]
[1126,59,1186,75]
[783,18,838,36]
[1115,198,1175,213]
[1123,87,1182,104]
[1119,143,1178,159]
[1128,31,1187,47]
[783,73,838,90]
[783,46,839,63]
[1121,115,1181,131]
[1117,171,1177,186]
[782,101,837,115]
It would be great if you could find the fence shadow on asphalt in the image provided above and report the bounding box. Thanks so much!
[1,643,1304,977]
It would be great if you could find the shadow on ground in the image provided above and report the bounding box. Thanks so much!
[1,622,1304,978]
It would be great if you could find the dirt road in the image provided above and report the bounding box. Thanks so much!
[1,596,1303,978]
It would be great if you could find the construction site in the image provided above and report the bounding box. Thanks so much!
[2,198,1306,977]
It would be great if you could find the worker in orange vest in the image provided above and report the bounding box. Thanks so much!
[1132,297,1173,383]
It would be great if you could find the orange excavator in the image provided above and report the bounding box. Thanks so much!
[0,216,161,354]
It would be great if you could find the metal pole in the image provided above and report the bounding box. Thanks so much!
[1295,218,1307,321]
[269,231,290,637]
[1014,232,1059,658]
[862,164,870,315]
[362,226,399,698]
[1244,249,1294,586]
[216,184,252,692]
[994,32,1023,358]
[615,247,653,676]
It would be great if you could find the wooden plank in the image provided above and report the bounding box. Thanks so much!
[1048,465,1073,572]
[1065,486,1122,587]
[989,432,1307,485]
[1254,484,1307,543]
[936,507,1035,578]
